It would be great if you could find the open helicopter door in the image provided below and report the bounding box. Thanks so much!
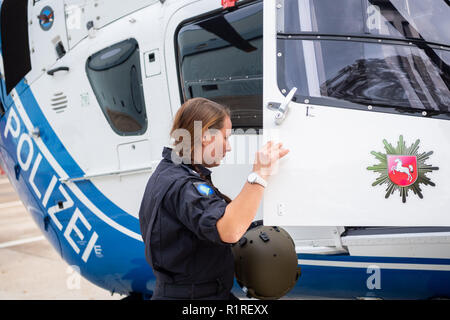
[262,0,450,226]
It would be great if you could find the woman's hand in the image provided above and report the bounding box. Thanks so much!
[253,141,290,181]
[217,140,290,243]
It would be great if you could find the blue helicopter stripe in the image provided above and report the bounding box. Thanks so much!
[288,262,450,299]
[0,85,155,293]
[0,130,154,295]
[1,79,141,236]
[297,253,450,266]
[0,16,134,241]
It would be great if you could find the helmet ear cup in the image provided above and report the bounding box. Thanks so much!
[231,225,300,300]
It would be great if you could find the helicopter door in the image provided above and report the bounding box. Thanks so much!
[26,0,69,86]
[262,0,450,226]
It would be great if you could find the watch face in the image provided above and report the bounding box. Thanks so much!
[248,173,257,183]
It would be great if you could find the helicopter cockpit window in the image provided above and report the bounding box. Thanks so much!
[176,1,263,130]
[279,0,450,45]
[86,38,147,135]
[276,0,450,119]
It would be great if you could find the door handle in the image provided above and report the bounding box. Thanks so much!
[47,66,70,76]
[267,87,297,125]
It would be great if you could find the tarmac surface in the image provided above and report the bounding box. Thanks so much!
[0,174,122,300]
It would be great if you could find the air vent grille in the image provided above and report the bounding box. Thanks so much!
[51,92,68,113]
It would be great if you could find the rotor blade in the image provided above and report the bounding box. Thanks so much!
[198,14,257,53]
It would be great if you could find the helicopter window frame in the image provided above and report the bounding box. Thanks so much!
[275,0,450,120]
[85,38,148,136]
[174,0,264,131]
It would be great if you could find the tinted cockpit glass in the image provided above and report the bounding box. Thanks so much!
[276,0,450,118]
[279,39,450,113]
[278,0,450,46]
[177,1,263,130]
[86,38,148,135]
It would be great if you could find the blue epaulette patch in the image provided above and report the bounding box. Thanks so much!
[193,182,214,196]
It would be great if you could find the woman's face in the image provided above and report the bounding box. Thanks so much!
[202,116,232,167]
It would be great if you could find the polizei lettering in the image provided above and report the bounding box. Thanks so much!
[4,106,99,263]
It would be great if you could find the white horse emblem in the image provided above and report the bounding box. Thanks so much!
[390,158,414,182]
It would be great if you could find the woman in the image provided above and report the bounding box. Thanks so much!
[139,98,289,300]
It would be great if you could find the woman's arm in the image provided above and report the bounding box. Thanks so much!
[216,141,289,243]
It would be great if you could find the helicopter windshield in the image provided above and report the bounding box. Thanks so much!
[278,0,450,45]
[276,0,450,117]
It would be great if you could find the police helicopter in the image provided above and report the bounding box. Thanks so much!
[0,0,449,299]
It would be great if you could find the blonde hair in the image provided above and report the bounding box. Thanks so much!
[170,97,232,203]
[170,97,230,163]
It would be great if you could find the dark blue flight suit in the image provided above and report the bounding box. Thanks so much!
[139,147,236,300]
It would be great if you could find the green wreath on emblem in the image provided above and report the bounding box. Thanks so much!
[367,135,439,203]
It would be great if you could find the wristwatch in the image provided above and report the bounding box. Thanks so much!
[247,172,267,188]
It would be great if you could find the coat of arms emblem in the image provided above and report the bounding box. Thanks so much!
[367,136,439,203]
